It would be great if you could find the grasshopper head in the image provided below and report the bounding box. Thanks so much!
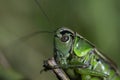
[54,27,75,64]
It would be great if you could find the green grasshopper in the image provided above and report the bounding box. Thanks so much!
[34,0,120,79]
[43,27,120,80]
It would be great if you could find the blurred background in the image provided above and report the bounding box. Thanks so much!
[0,0,120,80]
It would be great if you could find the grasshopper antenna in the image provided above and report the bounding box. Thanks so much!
[18,31,53,41]
[3,0,57,49]
[34,0,54,26]
[3,31,54,49]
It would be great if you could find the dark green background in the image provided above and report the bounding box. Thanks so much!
[0,0,120,80]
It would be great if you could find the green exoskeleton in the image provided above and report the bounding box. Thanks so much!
[46,27,120,80]
[34,0,120,79]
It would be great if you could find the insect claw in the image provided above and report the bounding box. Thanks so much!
[43,60,52,69]
[40,67,51,74]
[40,69,45,74]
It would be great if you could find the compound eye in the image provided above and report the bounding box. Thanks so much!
[61,35,69,42]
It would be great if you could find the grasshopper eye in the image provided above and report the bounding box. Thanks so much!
[61,35,69,42]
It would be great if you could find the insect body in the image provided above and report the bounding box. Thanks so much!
[53,27,120,80]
